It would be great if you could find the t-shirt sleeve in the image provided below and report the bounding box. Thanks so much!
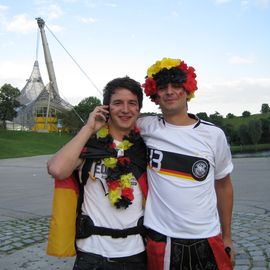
[214,130,233,180]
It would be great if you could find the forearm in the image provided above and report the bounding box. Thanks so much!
[215,175,234,240]
[47,125,94,179]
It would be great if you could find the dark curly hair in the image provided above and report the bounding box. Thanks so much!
[153,67,187,88]
[103,76,143,109]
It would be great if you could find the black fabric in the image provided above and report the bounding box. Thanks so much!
[73,251,146,270]
[76,214,146,239]
[147,147,210,181]
[147,228,167,242]
[170,238,218,269]
[80,135,147,183]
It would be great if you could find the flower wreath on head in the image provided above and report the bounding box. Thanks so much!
[142,57,198,103]
[93,125,142,209]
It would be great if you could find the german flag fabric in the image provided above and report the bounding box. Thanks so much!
[47,175,79,257]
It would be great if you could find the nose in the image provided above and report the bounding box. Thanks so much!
[122,102,129,113]
[165,84,174,94]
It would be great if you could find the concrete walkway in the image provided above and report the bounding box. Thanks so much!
[0,156,269,269]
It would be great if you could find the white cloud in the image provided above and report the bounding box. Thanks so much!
[0,5,8,12]
[214,0,232,5]
[171,11,179,17]
[36,3,64,20]
[240,0,249,9]
[104,3,117,8]
[78,16,97,24]
[1,40,15,48]
[0,5,8,29]
[6,14,36,34]
[255,0,270,8]
[48,24,63,32]
[191,77,270,116]
[0,60,34,89]
[228,55,255,64]
[61,0,78,2]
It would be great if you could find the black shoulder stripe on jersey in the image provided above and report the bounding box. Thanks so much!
[200,120,216,126]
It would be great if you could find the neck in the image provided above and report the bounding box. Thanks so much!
[108,125,134,141]
[163,111,196,126]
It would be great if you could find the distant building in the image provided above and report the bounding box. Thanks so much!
[13,18,72,132]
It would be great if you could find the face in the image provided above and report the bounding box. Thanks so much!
[155,83,187,115]
[108,88,140,134]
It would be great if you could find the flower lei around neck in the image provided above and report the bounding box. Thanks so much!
[95,125,141,209]
[143,57,198,102]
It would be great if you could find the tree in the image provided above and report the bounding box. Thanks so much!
[75,96,101,123]
[209,111,223,127]
[226,113,235,119]
[260,118,270,143]
[61,110,83,133]
[61,96,101,132]
[196,112,208,121]
[242,111,251,118]
[238,124,250,145]
[260,103,270,113]
[248,120,262,145]
[223,124,238,145]
[0,84,21,129]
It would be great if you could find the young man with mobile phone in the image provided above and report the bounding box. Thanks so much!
[137,57,234,269]
[47,77,147,270]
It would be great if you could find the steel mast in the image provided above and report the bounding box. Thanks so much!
[36,17,59,94]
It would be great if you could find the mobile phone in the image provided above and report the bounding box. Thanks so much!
[104,105,110,122]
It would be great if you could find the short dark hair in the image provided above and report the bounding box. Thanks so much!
[103,76,143,109]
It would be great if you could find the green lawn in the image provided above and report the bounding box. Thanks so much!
[0,129,269,159]
[0,130,72,159]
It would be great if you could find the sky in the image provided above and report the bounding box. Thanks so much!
[0,0,269,117]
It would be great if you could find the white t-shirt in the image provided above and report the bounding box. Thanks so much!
[137,115,233,239]
[76,141,145,257]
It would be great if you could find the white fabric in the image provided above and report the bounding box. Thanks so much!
[137,115,233,239]
[76,141,145,257]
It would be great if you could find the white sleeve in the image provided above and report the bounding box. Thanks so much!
[214,130,233,180]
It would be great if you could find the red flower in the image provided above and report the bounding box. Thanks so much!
[122,187,134,201]
[179,63,197,93]
[133,126,140,133]
[118,156,131,165]
[107,181,120,190]
[142,78,157,96]
[109,142,116,150]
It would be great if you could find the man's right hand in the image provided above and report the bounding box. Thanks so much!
[85,105,110,133]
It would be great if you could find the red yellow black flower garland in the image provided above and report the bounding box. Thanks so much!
[96,126,141,209]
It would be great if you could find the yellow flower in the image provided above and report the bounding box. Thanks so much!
[109,189,121,205]
[97,126,109,138]
[118,140,133,150]
[147,58,181,78]
[104,157,117,168]
[120,173,134,188]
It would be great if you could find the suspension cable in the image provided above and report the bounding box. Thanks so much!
[35,28,40,60]
[44,24,102,96]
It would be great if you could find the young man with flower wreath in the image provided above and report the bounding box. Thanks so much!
[137,57,234,269]
[47,77,147,270]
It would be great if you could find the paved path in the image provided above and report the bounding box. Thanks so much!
[0,156,269,269]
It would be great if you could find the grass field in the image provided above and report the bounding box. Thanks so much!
[0,129,269,159]
[0,129,72,159]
